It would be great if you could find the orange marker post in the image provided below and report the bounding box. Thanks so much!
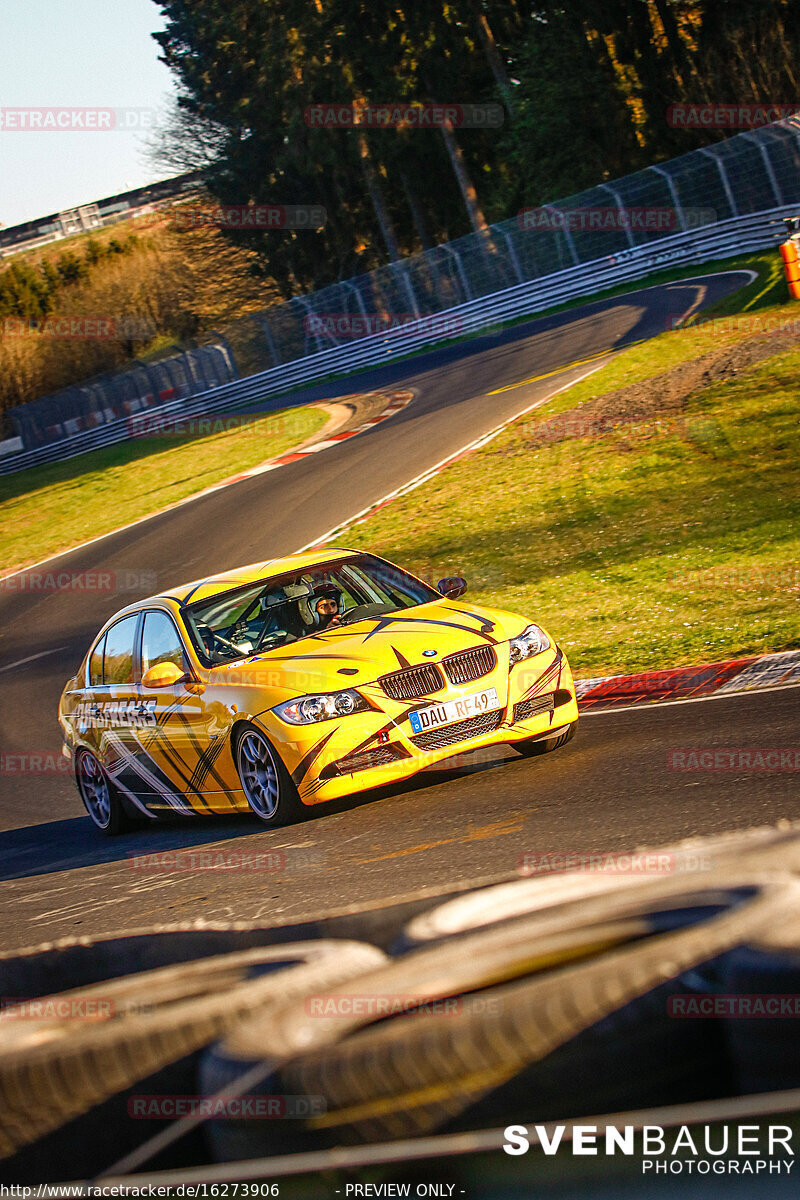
[780,238,800,299]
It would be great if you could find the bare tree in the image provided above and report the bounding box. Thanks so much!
[145,100,229,176]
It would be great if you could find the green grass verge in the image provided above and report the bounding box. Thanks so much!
[0,405,327,573]
[341,329,800,677]
[525,251,791,421]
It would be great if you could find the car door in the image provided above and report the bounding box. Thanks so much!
[97,612,145,799]
[135,608,232,814]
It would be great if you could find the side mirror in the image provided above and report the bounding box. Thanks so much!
[141,662,188,689]
[437,576,467,600]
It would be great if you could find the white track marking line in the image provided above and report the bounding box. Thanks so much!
[0,647,66,672]
[298,359,609,550]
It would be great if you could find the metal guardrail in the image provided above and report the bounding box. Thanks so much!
[1,203,794,476]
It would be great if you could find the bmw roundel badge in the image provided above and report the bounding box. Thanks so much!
[422,649,437,657]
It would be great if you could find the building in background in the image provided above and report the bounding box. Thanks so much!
[0,172,204,258]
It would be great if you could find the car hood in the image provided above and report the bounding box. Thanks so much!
[208,599,530,693]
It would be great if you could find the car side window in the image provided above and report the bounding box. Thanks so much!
[88,633,106,686]
[141,610,185,674]
[103,615,139,685]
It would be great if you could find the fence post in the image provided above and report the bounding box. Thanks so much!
[742,131,784,207]
[255,315,282,367]
[544,206,579,265]
[597,184,636,247]
[392,260,421,319]
[440,243,472,303]
[697,146,738,218]
[497,226,525,284]
[648,165,687,231]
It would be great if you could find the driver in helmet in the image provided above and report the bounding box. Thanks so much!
[311,584,344,629]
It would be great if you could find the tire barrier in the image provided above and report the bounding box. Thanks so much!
[0,879,475,1001]
[721,920,800,1095]
[6,825,800,1183]
[0,940,386,1161]
[201,873,793,1160]
[399,821,800,951]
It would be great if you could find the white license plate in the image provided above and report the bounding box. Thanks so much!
[409,688,500,734]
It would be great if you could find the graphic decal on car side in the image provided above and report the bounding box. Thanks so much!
[74,698,157,728]
[290,727,339,787]
[103,731,197,816]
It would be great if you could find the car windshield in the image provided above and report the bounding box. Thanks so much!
[183,553,440,665]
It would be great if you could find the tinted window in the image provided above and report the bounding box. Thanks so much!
[141,611,185,674]
[103,615,139,685]
[185,554,440,664]
[88,633,106,686]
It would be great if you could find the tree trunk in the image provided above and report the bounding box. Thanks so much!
[472,4,515,115]
[439,119,490,237]
[358,131,401,261]
[399,168,435,251]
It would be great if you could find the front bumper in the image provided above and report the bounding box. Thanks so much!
[258,644,578,805]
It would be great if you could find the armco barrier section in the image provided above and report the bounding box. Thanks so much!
[0,205,793,477]
[7,340,238,452]
[3,115,800,474]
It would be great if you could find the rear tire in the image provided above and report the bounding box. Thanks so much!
[76,749,131,836]
[515,719,576,757]
[234,723,304,828]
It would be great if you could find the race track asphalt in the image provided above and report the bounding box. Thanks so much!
[3,269,795,955]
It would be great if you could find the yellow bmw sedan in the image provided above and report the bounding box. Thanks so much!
[59,549,578,834]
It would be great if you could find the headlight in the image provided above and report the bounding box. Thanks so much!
[273,688,370,725]
[508,623,551,665]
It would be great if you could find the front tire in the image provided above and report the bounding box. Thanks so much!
[76,749,131,836]
[234,723,304,828]
[515,719,577,758]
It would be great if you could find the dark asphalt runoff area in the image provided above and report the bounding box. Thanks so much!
[3,269,795,955]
